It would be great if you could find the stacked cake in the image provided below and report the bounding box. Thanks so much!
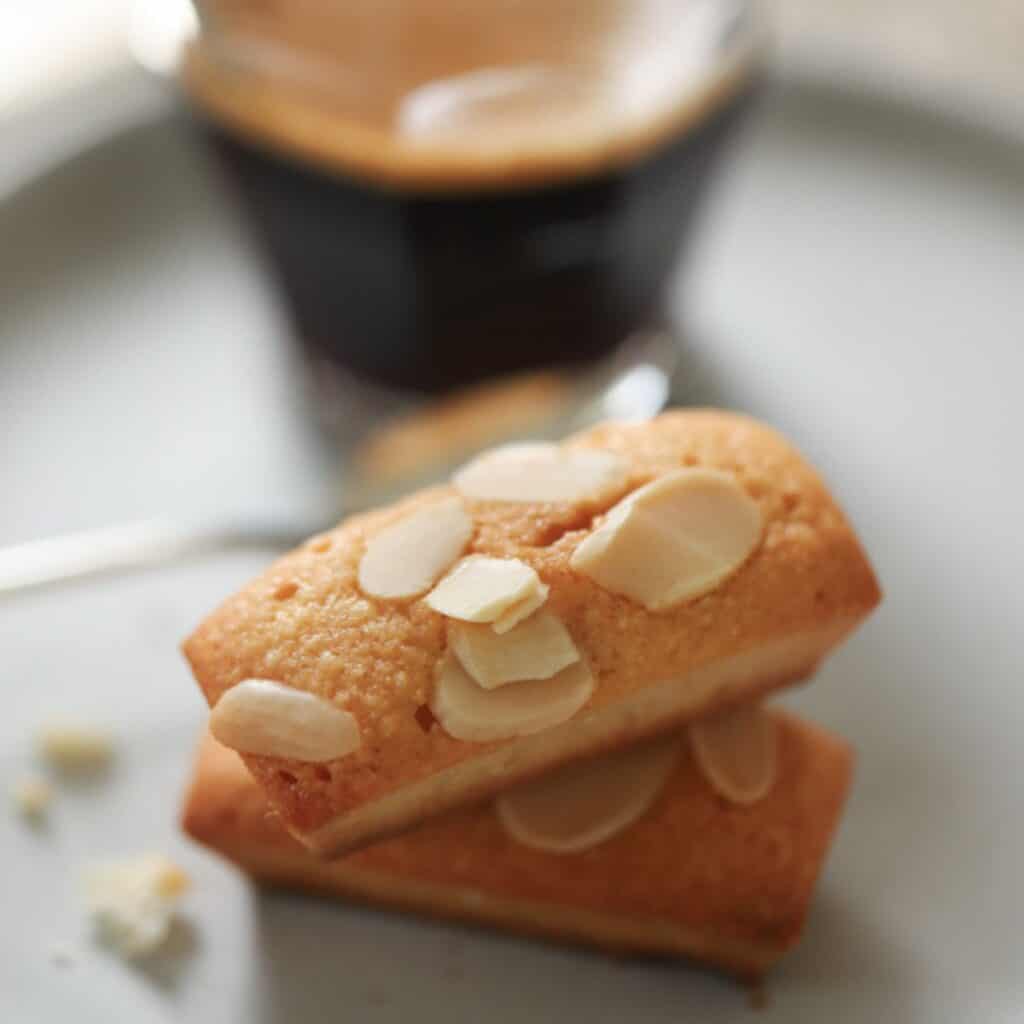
[180,410,880,977]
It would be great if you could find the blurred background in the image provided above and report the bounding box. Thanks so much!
[5,1,1023,215]
[2,2,1023,1021]
[3,0,1022,541]
[5,0,1024,122]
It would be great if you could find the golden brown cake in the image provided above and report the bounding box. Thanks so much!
[182,709,853,978]
[183,411,880,855]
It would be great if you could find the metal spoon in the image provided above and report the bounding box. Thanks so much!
[0,341,676,597]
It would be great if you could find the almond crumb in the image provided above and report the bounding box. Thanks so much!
[12,776,53,820]
[37,723,114,774]
[84,854,189,959]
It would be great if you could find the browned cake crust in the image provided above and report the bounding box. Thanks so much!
[183,411,880,854]
[182,709,853,978]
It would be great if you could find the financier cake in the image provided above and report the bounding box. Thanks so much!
[182,410,880,856]
[182,706,853,978]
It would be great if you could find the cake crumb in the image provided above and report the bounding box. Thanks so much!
[37,723,114,774]
[49,945,75,968]
[12,775,53,820]
[84,854,189,959]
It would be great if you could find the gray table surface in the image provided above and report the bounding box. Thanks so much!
[1,75,1022,1021]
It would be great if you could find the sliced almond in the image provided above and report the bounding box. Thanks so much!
[425,555,544,624]
[453,442,629,504]
[448,610,580,690]
[429,651,593,742]
[570,468,762,610]
[496,736,679,854]
[491,584,549,634]
[689,703,778,805]
[357,496,472,599]
[210,679,361,762]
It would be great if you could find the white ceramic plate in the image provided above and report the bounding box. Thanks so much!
[1,74,1022,1021]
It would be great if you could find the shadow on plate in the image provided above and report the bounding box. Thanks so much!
[248,886,750,1024]
[106,916,200,994]
[774,885,924,1018]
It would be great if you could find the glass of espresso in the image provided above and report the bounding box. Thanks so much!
[182,0,760,443]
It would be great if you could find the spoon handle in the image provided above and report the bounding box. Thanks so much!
[0,335,682,599]
[0,517,316,597]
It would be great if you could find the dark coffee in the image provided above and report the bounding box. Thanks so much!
[184,0,757,399]
[197,89,750,394]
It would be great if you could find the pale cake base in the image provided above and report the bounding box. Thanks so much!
[305,619,853,854]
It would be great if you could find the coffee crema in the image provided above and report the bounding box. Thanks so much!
[184,0,756,191]
[183,0,758,398]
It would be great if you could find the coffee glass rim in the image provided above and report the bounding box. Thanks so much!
[182,0,764,193]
